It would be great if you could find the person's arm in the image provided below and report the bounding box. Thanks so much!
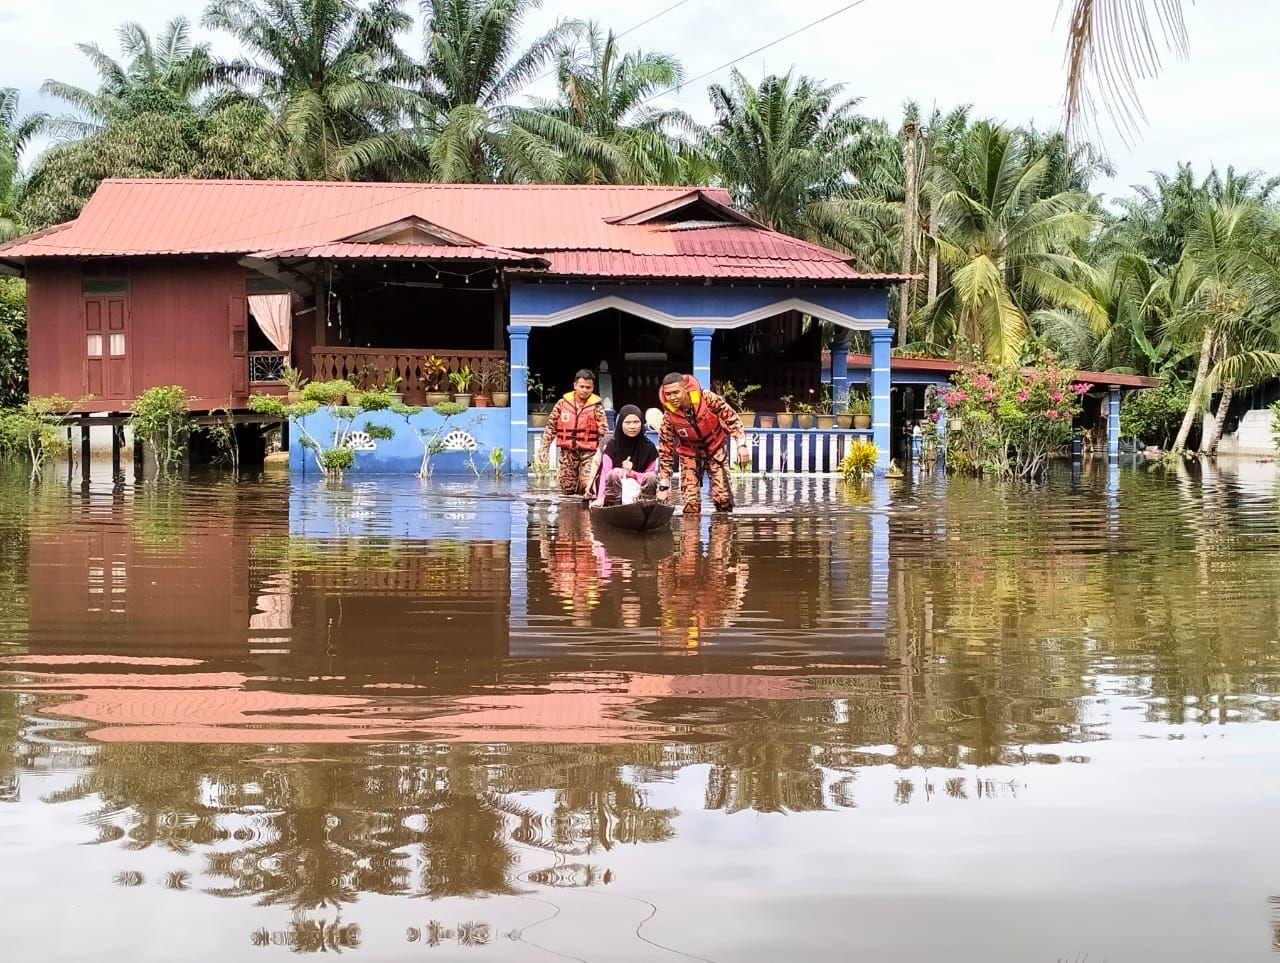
[537,399,562,461]
[707,393,750,464]
[592,452,615,506]
[657,418,677,480]
[594,405,608,444]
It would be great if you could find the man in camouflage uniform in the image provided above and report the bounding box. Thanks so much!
[656,372,750,514]
[537,369,609,496]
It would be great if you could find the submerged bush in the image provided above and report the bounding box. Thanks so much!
[1122,382,1191,449]
[129,385,192,475]
[0,395,73,477]
[942,354,1086,479]
[840,439,878,480]
[249,384,394,480]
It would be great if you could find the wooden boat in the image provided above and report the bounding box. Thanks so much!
[588,500,675,532]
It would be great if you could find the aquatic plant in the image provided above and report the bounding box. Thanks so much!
[250,380,395,480]
[489,446,505,476]
[839,439,878,479]
[941,353,1085,479]
[129,385,193,476]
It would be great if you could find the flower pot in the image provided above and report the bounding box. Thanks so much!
[835,413,854,429]
[425,391,450,407]
[474,394,492,408]
[739,411,756,429]
[757,414,775,429]
[797,413,815,429]
[388,392,404,406]
[530,411,550,429]
[853,413,871,429]
[776,412,795,429]
[453,393,472,408]
[491,391,510,407]
[286,389,304,405]
[817,414,836,429]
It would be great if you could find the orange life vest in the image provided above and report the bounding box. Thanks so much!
[553,392,604,451]
[660,375,728,459]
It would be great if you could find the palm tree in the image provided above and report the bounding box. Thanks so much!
[703,69,895,261]
[203,0,413,180]
[1,89,44,240]
[412,0,577,182]
[509,23,692,184]
[919,121,1101,363]
[40,17,214,139]
[1161,199,1280,453]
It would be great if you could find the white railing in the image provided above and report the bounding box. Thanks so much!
[527,426,873,474]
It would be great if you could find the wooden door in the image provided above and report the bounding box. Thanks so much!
[84,295,130,399]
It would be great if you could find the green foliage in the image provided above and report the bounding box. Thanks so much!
[431,401,467,417]
[352,389,394,410]
[362,422,395,440]
[712,381,760,411]
[0,395,72,477]
[0,279,27,407]
[319,446,355,472]
[1271,400,1280,451]
[1121,382,1191,448]
[942,356,1087,479]
[248,394,288,418]
[489,446,505,475]
[301,379,354,404]
[279,366,308,390]
[447,366,474,393]
[128,385,192,475]
[845,390,870,416]
[839,440,878,480]
[250,384,389,479]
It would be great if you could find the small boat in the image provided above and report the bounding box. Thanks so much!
[589,500,675,532]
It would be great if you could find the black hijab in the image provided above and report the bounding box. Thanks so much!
[603,405,658,467]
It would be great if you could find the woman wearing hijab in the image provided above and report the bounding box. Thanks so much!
[592,405,660,506]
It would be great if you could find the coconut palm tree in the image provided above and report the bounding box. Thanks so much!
[703,69,896,261]
[919,121,1102,363]
[203,0,413,180]
[1,89,44,240]
[509,23,692,184]
[40,17,214,139]
[410,0,577,182]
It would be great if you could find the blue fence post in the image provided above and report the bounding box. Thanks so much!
[691,326,713,389]
[869,327,893,472]
[830,340,850,411]
[1108,387,1121,459]
[508,324,530,472]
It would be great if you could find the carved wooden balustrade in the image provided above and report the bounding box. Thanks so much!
[310,348,508,403]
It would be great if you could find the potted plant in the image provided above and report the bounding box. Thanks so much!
[849,390,872,429]
[528,371,553,427]
[280,366,309,404]
[795,401,816,429]
[816,384,836,429]
[380,368,405,405]
[422,355,450,406]
[490,360,510,407]
[776,395,795,429]
[448,365,474,407]
[757,411,776,429]
[473,367,493,407]
[713,380,761,429]
[834,387,854,429]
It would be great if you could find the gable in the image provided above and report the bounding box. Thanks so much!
[339,215,479,247]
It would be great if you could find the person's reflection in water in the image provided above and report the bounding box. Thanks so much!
[539,506,606,627]
[656,518,749,649]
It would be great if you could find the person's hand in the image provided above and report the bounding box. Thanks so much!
[657,481,672,504]
[622,457,633,471]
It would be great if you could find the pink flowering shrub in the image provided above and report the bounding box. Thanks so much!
[942,353,1085,479]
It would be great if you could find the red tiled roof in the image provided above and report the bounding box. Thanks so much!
[0,178,899,283]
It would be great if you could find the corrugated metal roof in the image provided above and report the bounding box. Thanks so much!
[0,178,899,283]
[843,352,1161,388]
[253,242,547,263]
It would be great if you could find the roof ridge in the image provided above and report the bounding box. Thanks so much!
[98,178,703,191]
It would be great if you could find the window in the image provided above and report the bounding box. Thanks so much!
[81,279,129,294]
[109,333,126,356]
[86,334,103,357]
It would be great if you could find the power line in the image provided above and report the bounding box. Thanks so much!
[634,0,873,108]
[527,0,696,88]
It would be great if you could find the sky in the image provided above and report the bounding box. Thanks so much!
[1,0,1274,199]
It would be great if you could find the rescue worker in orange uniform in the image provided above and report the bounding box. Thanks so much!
[537,369,609,496]
[656,372,750,514]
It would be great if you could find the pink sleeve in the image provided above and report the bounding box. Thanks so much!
[600,453,615,476]
[638,456,658,475]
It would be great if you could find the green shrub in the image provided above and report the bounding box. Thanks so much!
[319,446,355,473]
[129,385,192,475]
[0,395,72,476]
[1122,382,1190,449]
[301,379,353,404]
[840,439,878,479]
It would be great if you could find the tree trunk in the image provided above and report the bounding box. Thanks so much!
[897,121,920,346]
[1200,381,1234,456]
[1172,326,1216,453]
[926,202,939,305]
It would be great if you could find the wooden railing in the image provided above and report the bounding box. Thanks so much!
[311,347,508,403]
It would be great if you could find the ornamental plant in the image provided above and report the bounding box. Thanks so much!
[129,385,193,476]
[394,400,485,477]
[941,353,1087,479]
[249,379,395,480]
[839,439,878,479]
[0,394,74,478]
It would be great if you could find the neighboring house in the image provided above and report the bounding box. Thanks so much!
[1203,380,1280,456]
[0,179,907,471]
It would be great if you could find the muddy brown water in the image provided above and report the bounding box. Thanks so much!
[1,460,1279,961]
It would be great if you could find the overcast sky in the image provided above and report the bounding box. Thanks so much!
[1,0,1271,199]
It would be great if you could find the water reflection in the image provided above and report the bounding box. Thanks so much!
[2,460,1280,960]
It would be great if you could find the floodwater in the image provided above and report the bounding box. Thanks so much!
[2,460,1280,962]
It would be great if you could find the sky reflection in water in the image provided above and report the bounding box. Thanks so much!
[1,460,1279,961]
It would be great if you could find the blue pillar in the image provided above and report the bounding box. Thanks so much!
[869,327,893,472]
[1108,387,1121,459]
[691,326,713,389]
[830,340,850,412]
[508,324,530,471]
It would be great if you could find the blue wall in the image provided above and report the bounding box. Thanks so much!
[290,406,513,476]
